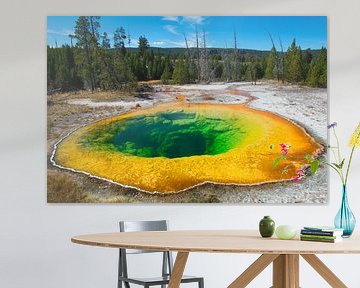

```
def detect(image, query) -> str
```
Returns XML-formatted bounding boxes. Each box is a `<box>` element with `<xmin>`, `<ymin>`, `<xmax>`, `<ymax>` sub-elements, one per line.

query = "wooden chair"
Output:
<box><xmin>118</xmin><ymin>220</ymin><xmax>204</xmax><ymax>288</ymax></box>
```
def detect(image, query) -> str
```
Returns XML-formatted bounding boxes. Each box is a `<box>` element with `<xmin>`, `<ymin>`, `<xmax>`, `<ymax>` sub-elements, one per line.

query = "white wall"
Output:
<box><xmin>1</xmin><ymin>0</ymin><xmax>360</xmax><ymax>287</ymax></box>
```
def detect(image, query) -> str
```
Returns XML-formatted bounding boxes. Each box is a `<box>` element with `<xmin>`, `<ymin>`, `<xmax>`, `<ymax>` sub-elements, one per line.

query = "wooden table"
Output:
<box><xmin>72</xmin><ymin>230</ymin><xmax>360</xmax><ymax>288</ymax></box>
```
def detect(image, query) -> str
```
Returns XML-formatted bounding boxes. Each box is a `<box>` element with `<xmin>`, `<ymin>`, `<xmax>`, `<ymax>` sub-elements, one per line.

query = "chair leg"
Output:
<box><xmin>118</xmin><ymin>250</ymin><xmax>123</xmax><ymax>288</ymax></box>
<box><xmin>161</xmin><ymin>252</ymin><xmax>168</xmax><ymax>288</ymax></box>
<box><xmin>199</xmin><ymin>278</ymin><xmax>204</xmax><ymax>288</ymax></box>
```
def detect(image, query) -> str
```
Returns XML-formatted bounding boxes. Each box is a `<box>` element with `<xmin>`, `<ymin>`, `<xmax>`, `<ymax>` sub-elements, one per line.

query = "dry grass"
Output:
<box><xmin>49</xmin><ymin>90</ymin><xmax>135</xmax><ymax>102</ymax></box>
<box><xmin>47</xmin><ymin>170</ymin><xmax>139</xmax><ymax>203</ymax></box>
<box><xmin>48</xmin><ymin>102</ymin><xmax>93</xmax><ymax>119</ymax></box>
<box><xmin>47</xmin><ymin>91</ymin><xmax>135</xmax><ymax>133</ymax></box>
<box><xmin>47</xmin><ymin>103</ymin><xmax>93</xmax><ymax>132</ymax></box>
<box><xmin>73</xmin><ymin>90</ymin><xmax>135</xmax><ymax>101</ymax></box>
<box><xmin>47</xmin><ymin>170</ymin><xmax>91</xmax><ymax>203</ymax></box>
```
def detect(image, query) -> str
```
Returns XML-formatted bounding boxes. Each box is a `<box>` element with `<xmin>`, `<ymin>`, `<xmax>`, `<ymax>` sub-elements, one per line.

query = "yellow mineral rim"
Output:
<box><xmin>53</xmin><ymin>99</ymin><xmax>322</xmax><ymax>194</ymax></box>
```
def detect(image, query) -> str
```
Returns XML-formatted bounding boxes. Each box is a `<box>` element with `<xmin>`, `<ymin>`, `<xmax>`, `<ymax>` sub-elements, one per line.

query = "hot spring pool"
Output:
<box><xmin>81</xmin><ymin>111</ymin><xmax>247</xmax><ymax>158</ymax></box>
<box><xmin>53</xmin><ymin>102</ymin><xmax>322</xmax><ymax>193</ymax></box>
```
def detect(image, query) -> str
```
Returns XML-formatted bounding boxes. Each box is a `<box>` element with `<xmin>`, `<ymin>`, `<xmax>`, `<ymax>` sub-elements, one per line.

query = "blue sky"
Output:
<box><xmin>47</xmin><ymin>16</ymin><xmax>327</xmax><ymax>50</ymax></box>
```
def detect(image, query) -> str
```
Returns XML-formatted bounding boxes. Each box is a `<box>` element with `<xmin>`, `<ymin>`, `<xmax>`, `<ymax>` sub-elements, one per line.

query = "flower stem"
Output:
<box><xmin>329</xmin><ymin>147</ymin><xmax>339</xmax><ymax>164</ymax></box>
<box><xmin>345</xmin><ymin>145</ymin><xmax>356</xmax><ymax>185</ymax></box>
<box><xmin>345</xmin><ymin>130</ymin><xmax>360</xmax><ymax>185</ymax></box>
<box><xmin>332</xmin><ymin>127</ymin><xmax>346</xmax><ymax>183</ymax></box>
<box><xmin>333</xmin><ymin>127</ymin><xmax>342</xmax><ymax>162</ymax></box>
<box><xmin>326</xmin><ymin>163</ymin><xmax>345</xmax><ymax>184</ymax></box>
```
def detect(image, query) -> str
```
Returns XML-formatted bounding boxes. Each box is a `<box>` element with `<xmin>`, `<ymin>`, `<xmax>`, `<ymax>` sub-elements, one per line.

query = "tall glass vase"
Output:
<box><xmin>334</xmin><ymin>185</ymin><xmax>356</xmax><ymax>237</ymax></box>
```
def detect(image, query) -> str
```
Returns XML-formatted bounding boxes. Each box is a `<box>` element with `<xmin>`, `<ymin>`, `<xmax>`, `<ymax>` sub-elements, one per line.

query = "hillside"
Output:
<box><xmin>125</xmin><ymin>47</ymin><xmax>324</xmax><ymax>58</ymax></box>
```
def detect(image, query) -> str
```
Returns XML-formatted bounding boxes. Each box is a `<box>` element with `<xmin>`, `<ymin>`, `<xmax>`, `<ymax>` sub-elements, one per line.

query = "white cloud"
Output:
<box><xmin>47</xmin><ymin>29</ymin><xmax>74</xmax><ymax>36</ymax></box>
<box><xmin>162</xmin><ymin>16</ymin><xmax>180</xmax><ymax>22</ymax></box>
<box><xmin>183</xmin><ymin>16</ymin><xmax>205</xmax><ymax>25</ymax></box>
<box><xmin>163</xmin><ymin>25</ymin><xmax>179</xmax><ymax>35</ymax></box>
<box><xmin>152</xmin><ymin>40</ymin><xmax>186</xmax><ymax>48</ymax></box>
<box><xmin>152</xmin><ymin>41</ymin><xmax>165</xmax><ymax>46</ymax></box>
<box><xmin>163</xmin><ymin>16</ymin><xmax>206</xmax><ymax>26</ymax></box>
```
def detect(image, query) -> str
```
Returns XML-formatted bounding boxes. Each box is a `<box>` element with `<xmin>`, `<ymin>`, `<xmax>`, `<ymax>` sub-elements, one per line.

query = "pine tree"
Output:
<box><xmin>98</xmin><ymin>32</ymin><xmax>118</xmax><ymax>89</ymax></box>
<box><xmin>302</xmin><ymin>49</ymin><xmax>313</xmax><ymax>80</ymax></box>
<box><xmin>161</xmin><ymin>62</ymin><xmax>171</xmax><ymax>84</ymax></box>
<box><xmin>47</xmin><ymin>46</ymin><xmax>83</xmax><ymax>92</ymax></box>
<box><xmin>209</xmin><ymin>54</ymin><xmax>223</xmax><ymax>80</ymax></box>
<box><xmin>114</xmin><ymin>27</ymin><xmax>127</xmax><ymax>58</ymax></box>
<box><xmin>138</xmin><ymin>36</ymin><xmax>149</xmax><ymax>57</ymax></box>
<box><xmin>151</xmin><ymin>53</ymin><xmax>164</xmax><ymax>80</ymax></box>
<box><xmin>47</xmin><ymin>46</ymin><xmax>56</xmax><ymax>90</ymax></box>
<box><xmin>173</xmin><ymin>56</ymin><xmax>190</xmax><ymax>84</ymax></box>
<box><xmin>265</xmin><ymin>46</ymin><xmax>277</xmax><ymax>79</ymax></box>
<box><xmin>245</xmin><ymin>58</ymin><xmax>263</xmax><ymax>85</ymax></box>
<box><xmin>60</xmin><ymin>45</ymin><xmax>83</xmax><ymax>90</ymax></box>
<box><xmin>147</xmin><ymin>50</ymin><xmax>155</xmax><ymax>79</ymax></box>
<box><xmin>307</xmin><ymin>47</ymin><xmax>327</xmax><ymax>87</ymax></box>
<box><xmin>74</xmin><ymin>16</ymin><xmax>101</xmax><ymax>91</ymax></box>
<box><xmin>284</xmin><ymin>39</ymin><xmax>305</xmax><ymax>83</ymax></box>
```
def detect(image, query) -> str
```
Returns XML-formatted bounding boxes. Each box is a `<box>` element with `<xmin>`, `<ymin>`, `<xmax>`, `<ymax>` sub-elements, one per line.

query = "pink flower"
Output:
<box><xmin>280</xmin><ymin>143</ymin><xmax>289</xmax><ymax>155</ymax></box>
<box><xmin>297</xmin><ymin>169</ymin><xmax>305</xmax><ymax>176</ymax></box>
<box><xmin>293</xmin><ymin>169</ymin><xmax>305</xmax><ymax>182</ymax></box>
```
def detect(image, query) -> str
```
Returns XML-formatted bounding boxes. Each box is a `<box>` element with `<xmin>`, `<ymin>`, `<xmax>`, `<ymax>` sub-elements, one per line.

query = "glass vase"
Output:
<box><xmin>334</xmin><ymin>185</ymin><xmax>356</xmax><ymax>237</ymax></box>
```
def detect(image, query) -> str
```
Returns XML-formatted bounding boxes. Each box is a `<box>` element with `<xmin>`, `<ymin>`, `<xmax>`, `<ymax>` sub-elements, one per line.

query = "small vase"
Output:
<box><xmin>259</xmin><ymin>216</ymin><xmax>275</xmax><ymax>238</ymax></box>
<box><xmin>334</xmin><ymin>185</ymin><xmax>356</xmax><ymax>237</ymax></box>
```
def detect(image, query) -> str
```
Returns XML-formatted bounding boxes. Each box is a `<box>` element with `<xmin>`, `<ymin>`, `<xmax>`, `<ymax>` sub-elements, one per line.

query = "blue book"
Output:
<box><xmin>302</xmin><ymin>226</ymin><xmax>343</xmax><ymax>237</ymax></box>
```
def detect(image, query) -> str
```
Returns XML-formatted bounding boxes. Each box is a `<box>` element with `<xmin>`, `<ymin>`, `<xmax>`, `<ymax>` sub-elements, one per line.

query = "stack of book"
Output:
<box><xmin>300</xmin><ymin>226</ymin><xmax>344</xmax><ymax>243</ymax></box>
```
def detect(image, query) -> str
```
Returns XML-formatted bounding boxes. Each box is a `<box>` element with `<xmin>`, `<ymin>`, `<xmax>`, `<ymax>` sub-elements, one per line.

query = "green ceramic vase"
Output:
<box><xmin>259</xmin><ymin>216</ymin><xmax>275</xmax><ymax>238</ymax></box>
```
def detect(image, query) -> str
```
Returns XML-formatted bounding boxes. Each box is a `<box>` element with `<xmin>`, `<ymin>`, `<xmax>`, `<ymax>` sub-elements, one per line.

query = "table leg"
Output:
<box><xmin>168</xmin><ymin>252</ymin><xmax>189</xmax><ymax>288</ymax></box>
<box><xmin>301</xmin><ymin>254</ymin><xmax>347</xmax><ymax>288</ymax></box>
<box><xmin>272</xmin><ymin>254</ymin><xmax>299</xmax><ymax>288</ymax></box>
<box><xmin>228</xmin><ymin>254</ymin><xmax>279</xmax><ymax>288</ymax></box>
<box><xmin>228</xmin><ymin>253</ymin><xmax>348</xmax><ymax>288</ymax></box>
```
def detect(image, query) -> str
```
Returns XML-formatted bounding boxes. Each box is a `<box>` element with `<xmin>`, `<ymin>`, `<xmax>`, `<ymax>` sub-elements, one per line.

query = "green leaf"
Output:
<box><xmin>311</xmin><ymin>160</ymin><xmax>320</xmax><ymax>175</ymax></box>
<box><xmin>305</xmin><ymin>154</ymin><xmax>312</xmax><ymax>162</ymax></box>
<box><xmin>339</xmin><ymin>158</ymin><xmax>345</xmax><ymax>169</ymax></box>
<box><xmin>272</xmin><ymin>157</ymin><xmax>282</xmax><ymax>169</ymax></box>
<box><xmin>332</xmin><ymin>162</ymin><xmax>341</xmax><ymax>169</ymax></box>
<box><xmin>327</xmin><ymin>163</ymin><xmax>341</xmax><ymax>173</ymax></box>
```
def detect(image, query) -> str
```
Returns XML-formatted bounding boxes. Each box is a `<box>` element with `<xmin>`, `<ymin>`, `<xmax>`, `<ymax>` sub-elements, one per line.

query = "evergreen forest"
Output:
<box><xmin>47</xmin><ymin>16</ymin><xmax>327</xmax><ymax>93</ymax></box>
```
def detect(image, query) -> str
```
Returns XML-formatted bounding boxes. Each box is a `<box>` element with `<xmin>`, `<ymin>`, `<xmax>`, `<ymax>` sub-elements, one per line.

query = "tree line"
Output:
<box><xmin>47</xmin><ymin>16</ymin><xmax>327</xmax><ymax>93</ymax></box>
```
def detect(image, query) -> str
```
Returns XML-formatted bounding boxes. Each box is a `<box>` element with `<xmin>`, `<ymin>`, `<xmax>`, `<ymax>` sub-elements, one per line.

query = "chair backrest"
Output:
<box><xmin>120</xmin><ymin>220</ymin><xmax>168</xmax><ymax>232</ymax></box>
<box><xmin>119</xmin><ymin>220</ymin><xmax>169</xmax><ymax>254</ymax></box>
<box><xmin>118</xmin><ymin>220</ymin><xmax>174</xmax><ymax>282</ymax></box>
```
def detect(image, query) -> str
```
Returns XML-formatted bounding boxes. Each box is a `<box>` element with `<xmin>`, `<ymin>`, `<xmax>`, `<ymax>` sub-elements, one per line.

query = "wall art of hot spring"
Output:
<box><xmin>47</xmin><ymin>15</ymin><xmax>327</xmax><ymax>203</ymax></box>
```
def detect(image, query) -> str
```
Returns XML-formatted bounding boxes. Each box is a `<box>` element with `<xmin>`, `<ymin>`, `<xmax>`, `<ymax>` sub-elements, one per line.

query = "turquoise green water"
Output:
<box><xmin>81</xmin><ymin>110</ymin><xmax>246</xmax><ymax>158</ymax></box>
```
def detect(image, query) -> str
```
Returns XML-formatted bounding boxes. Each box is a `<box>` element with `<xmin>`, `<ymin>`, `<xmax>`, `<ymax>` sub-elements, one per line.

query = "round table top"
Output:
<box><xmin>71</xmin><ymin>230</ymin><xmax>360</xmax><ymax>254</ymax></box>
